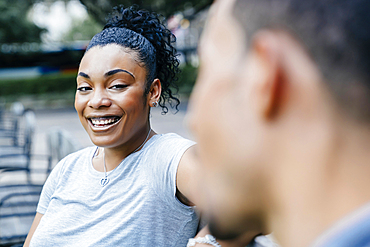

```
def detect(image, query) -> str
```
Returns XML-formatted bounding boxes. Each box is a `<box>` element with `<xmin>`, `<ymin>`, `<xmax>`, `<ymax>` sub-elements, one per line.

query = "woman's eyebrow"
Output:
<box><xmin>78</xmin><ymin>72</ymin><xmax>90</xmax><ymax>79</ymax></box>
<box><xmin>105</xmin><ymin>69</ymin><xmax>135</xmax><ymax>79</ymax></box>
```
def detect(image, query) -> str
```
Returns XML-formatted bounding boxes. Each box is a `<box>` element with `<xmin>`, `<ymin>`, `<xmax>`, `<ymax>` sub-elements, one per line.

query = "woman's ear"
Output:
<box><xmin>148</xmin><ymin>78</ymin><xmax>162</xmax><ymax>107</ymax></box>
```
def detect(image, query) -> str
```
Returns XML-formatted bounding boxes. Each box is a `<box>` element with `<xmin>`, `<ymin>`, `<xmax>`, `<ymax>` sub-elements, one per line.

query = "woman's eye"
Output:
<box><xmin>110</xmin><ymin>84</ymin><xmax>128</xmax><ymax>90</ymax></box>
<box><xmin>77</xmin><ymin>86</ymin><xmax>92</xmax><ymax>92</ymax></box>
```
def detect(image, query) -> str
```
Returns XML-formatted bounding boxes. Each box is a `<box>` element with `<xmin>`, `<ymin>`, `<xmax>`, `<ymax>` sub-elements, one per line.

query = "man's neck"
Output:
<box><xmin>271</xmin><ymin>120</ymin><xmax>370</xmax><ymax>247</ymax></box>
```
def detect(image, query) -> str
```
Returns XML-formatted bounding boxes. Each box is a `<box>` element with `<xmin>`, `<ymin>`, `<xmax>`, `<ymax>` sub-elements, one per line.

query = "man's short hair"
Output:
<box><xmin>233</xmin><ymin>0</ymin><xmax>370</xmax><ymax>121</ymax></box>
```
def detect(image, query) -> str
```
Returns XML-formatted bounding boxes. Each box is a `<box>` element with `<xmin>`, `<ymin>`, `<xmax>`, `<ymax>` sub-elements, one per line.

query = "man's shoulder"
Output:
<box><xmin>311</xmin><ymin>202</ymin><xmax>370</xmax><ymax>247</ymax></box>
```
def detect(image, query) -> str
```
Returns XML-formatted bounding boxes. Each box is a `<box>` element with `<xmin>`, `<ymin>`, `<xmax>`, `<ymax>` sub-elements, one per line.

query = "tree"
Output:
<box><xmin>78</xmin><ymin>0</ymin><xmax>212</xmax><ymax>25</ymax></box>
<box><xmin>62</xmin><ymin>16</ymin><xmax>103</xmax><ymax>42</ymax></box>
<box><xmin>0</xmin><ymin>0</ymin><xmax>211</xmax><ymax>43</ymax></box>
<box><xmin>0</xmin><ymin>0</ymin><xmax>45</xmax><ymax>43</ymax></box>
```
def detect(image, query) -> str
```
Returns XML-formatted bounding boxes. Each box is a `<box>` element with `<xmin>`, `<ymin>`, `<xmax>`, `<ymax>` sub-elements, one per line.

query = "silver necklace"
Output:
<box><xmin>100</xmin><ymin>129</ymin><xmax>152</xmax><ymax>187</ymax></box>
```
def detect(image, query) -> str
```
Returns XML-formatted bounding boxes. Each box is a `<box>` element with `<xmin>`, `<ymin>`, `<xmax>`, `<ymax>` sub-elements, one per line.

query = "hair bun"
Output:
<box><xmin>102</xmin><ymin>5</ymin><xmax>180</xmax><ymax>114</ymax></box>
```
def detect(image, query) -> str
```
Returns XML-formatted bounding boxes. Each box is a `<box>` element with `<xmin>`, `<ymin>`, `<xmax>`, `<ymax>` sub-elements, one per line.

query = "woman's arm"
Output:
<box><xmin>176</xmin><ymin>146</ymin><xmax>200</xmax><ymax>207</ymax></box>
<box><xmin>23</xmin><ymin>212</ymin><xmax>43</xmax><ymax>247</ymax></box>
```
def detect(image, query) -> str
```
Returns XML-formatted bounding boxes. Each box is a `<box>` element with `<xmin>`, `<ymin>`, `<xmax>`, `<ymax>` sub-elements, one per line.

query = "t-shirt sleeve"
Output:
<box><xmin>147</xmin><ymin>134</ymin><xmax>195</xmax><ymax>210</ymax></box>
<box><xmin>36</xmin><ymin>158</ymin><xmax>65</xmax><ymax>215</ymax></box>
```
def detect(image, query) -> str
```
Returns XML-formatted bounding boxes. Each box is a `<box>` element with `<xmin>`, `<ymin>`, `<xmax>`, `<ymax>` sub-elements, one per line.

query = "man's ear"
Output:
<box><xmin>148</xmin><ymin>78</ymin><xmax>162</xmax><ymax>107</ymax></box>
<box><xmin>246</xmin><ymin>29</ymin><xmax>325</xmax><ymax>122</ymax></box>
<box><xmin>247</xmin><ymin>30</ymin><xmax>285</xmax><ymax>119</ymax></box>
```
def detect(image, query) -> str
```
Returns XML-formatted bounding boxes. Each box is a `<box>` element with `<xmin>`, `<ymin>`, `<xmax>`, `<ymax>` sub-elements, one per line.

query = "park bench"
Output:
<box><xmin>0</xmin><ymin>183</ymin><xmax>42</xmax><ymax>246</ymax></box>
<box><xmin>0</xmin><ymin>103</ymin><xmax>45</xmax><ymax>246</ymax></box>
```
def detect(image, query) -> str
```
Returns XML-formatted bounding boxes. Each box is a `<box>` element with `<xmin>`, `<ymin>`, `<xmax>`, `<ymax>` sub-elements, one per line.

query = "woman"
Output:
<box><xmin>24</xmin><ymin>5</ymin><xmax>269</xmax><ymax>247</ymax></box>
<box><xmin>24</xmin><ymin>6</ymin><xmax>200</xmax><ymax>246</ymax></box>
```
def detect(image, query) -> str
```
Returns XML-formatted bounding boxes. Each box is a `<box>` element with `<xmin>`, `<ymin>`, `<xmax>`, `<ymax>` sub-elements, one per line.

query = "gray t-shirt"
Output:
<box><xmin>31</xmin><ymin>133</ymin><xmax>198</xmax><ymax>246</ymax></box>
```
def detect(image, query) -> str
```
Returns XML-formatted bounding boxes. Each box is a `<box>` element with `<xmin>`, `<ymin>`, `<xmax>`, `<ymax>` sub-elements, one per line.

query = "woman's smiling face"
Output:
<box><xmin>75</xmin><ymin>44</ymin><xmax>150</xmax><ymax>149</ymax></box>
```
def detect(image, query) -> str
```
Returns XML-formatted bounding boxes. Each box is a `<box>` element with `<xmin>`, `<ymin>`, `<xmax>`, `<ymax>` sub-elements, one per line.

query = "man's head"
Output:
<box><xmin>188</xmin><ymin>0</ymin><xmax>370</xmax><ymax>244</ymax></box>
<box><xmin>232</xmin><ymin>0</ymin><xmax>370</xmax><ymax>120</ymax></box>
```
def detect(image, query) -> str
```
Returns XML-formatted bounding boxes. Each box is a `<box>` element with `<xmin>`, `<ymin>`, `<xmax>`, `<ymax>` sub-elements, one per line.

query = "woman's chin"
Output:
<box><xmin>88</xmin><ymin>136</ymin><xmax>119</xmax><ymax>148</ymax></box>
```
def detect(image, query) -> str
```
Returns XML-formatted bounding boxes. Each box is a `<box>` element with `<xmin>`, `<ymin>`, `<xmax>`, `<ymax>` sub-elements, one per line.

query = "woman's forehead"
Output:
<box><xmin>84</xmin><ymin>44</ymin><xmax>137</xmax><ymax>59</ymax></box>
<box><xmin>79</xmin><ymin>45</ymin><xmax>146</xmax><ymax>79</ymax></box>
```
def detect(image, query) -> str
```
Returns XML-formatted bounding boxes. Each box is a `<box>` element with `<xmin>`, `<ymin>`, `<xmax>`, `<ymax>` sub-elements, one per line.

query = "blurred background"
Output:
<box><xmin>0</xmin><ymin>0</ymin><xmax>210</xmax><ymax>245</ymax></box>
<box><xmin>0</xmin><ymin>0</ymin><xmax>210</xmax><ymax>107</ymax></box>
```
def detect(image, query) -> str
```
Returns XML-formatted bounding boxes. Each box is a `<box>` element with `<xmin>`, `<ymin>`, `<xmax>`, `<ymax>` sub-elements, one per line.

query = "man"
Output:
<box><xmin>187</xmin><ymin>0</ymin><xmax>370</xmax><ymax>246</ymax></box>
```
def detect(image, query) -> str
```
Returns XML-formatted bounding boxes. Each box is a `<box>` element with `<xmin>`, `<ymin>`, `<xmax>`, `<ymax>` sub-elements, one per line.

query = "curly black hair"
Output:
<box><xmin>86</xmin><ymin>5</ymin><xmax>180</xmax><ymax>114</ymax></box>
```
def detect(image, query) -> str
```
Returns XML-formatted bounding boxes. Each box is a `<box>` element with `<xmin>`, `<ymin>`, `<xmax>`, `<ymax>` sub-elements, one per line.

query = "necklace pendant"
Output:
<box><xmin>100</xmin><ymin>177</ymin><xmax>109</xmax><ymax>187</ymax></box>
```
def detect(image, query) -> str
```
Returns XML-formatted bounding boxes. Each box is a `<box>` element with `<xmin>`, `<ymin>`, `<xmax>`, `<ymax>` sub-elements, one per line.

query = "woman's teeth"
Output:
<box><xmin>90</xmin><ymin>117</ymin><xmax>119</xmax><ymax>126</ymax></box>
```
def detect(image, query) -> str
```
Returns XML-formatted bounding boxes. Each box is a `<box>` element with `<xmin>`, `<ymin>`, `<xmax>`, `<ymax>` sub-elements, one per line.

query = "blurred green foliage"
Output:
<box><xmin>0</xmin><ymin>0</ymin><xmax>45</xmax><ymax>43</ymax></box>
<box><xmin>177</xmin><ymin>63</ymin><xmax>198</xmax><ymax>95</ymax></box>
<box><xmin>79</xmin><ymin>0</ymin><xmax>212</xmax><ymax>25</ymax></box>
<box><xmin>0</xmin><ymin>0</ymin><xmax>211</xmax><ymax>44</ymax></box>
<box><xmin>0</xmin><ymin>74</ymin><xmax>77</xmax><ymax>97</ymax></box>
<box><xmin>62</xmin><ymin>16</ymin><xmax>103</xmax><ymax>42</ymax></box>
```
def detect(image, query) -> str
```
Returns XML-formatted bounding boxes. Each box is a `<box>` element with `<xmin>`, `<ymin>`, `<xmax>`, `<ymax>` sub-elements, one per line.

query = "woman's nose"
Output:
<box><xmin>88</xmin><ymin>89</ymin><xmax>112</xmax><ymax>108</ymax></box>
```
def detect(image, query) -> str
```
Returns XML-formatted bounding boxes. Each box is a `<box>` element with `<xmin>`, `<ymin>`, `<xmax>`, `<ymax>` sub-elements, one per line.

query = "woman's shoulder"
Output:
<box><xmin>153</xmin><ymin>133</ymin><xmax>194</xmax><ymax>143</ymax></box>
<box><xmin>45</xmin><ymin>146</ymin><xmax>97</xmax><ymax>187</ymax></box>
<box><xmin>143</xmin><ymin>133</ymin><xmax>195</xmax><ymax>157</ymax></box>
<box><xmin>52</xmin><ymin>146</ymin><xmax>96</xmax><ymax>171</ymax></box>
<box><xmin>62</xmin><ymin>146</ymin><xmax>97</xmax><ymax>161</ymax></box>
